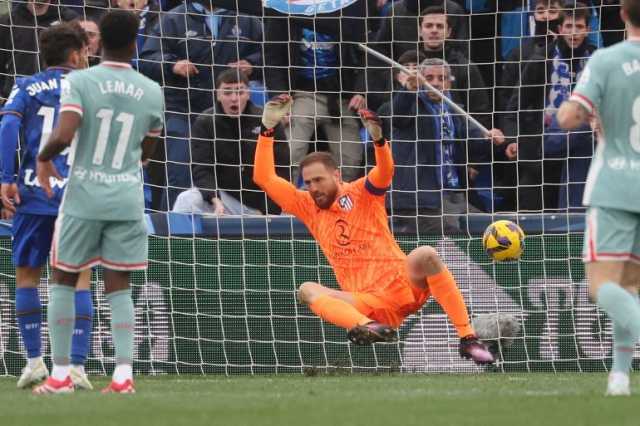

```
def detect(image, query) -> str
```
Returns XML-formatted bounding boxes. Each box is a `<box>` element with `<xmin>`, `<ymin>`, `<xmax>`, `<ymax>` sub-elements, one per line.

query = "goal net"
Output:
<box><xmin>0</xmin><ymin>0</ymin><xmax>632</xmax><ymax>375</ymax></box>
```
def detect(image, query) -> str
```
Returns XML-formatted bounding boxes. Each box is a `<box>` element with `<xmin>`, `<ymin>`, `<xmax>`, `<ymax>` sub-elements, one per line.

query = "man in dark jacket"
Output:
<box><xmin>173</xmin><ymin>70</ymin><xmax>290</xmax><ymax>215</ymax></box>
<box><xmin>0</xmin><ymin>0</ymin><xmax>77</xmax><ymax>103</ymax></box>
<box><xmin>369</xmin><ymin>5</ymin><xmax>490</xmax><ymax>126</ymax></box>
<box><xmin>138</xmin><ymin>0</ymin><xmax>263</xmax><ymax>209</ymax></box>
<box><xmin>383</xmin><ymin>58</ymin><xmax>507</xmax><ymax>235</ymax></box>
<box><xmin>514</xmin><ymin>4</ymin><xmax>596</xmax><ymax>211</ymax></box>
<box><xmin>113</xmin><ymin>0</ymin><xmax>161</xmax><ymax>69</ymax></box>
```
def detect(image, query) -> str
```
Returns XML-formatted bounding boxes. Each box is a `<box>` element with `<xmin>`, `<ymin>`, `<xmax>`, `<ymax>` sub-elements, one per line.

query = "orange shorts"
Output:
<box><xmin>351</xmin><ymin>274</ymin><xmax>432</xmax><ymax>329</ymax></box>
<box><xmin>350</xmin><ymin>268</ymin><xmax>455</xmax><ymax>328</ymax></box>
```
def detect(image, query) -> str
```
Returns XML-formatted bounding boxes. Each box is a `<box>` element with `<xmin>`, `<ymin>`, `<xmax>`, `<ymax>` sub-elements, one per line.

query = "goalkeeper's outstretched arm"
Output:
<box><xmin>359</xmin><ymin>109</ymin><xmax>394</xmax><ymax>190</ymax></box>
<box><xmin>253</xmin><ymin>95</ymin><xmax>300</xmax><ymax>211</ymax></box>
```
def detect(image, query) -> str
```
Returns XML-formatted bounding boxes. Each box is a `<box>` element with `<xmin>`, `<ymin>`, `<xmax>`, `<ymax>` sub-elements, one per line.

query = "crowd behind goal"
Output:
<box><xmin>0</xmin><ymin>0</ymin><xmax>628</xmax><ymax>234</ymax></box>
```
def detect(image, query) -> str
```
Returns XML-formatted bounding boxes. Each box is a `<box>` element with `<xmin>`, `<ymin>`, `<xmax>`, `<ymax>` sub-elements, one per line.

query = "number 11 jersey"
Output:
<box><xmin>570</xmin><ymin>40</ymin><xmax>640</xmax><ymax>212</ymax></box>
<box><xmin>59</xmin><ymin>61</ymin><xmax>163</xmax><ymax>221</ymax></box>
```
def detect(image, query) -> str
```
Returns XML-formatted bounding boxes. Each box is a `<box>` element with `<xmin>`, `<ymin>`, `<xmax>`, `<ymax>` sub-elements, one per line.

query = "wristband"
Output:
<box><xmin>260</xmin><ymin>125</ymin><xmax>275</xmax><ymax>137</ymax></box>
<box><xmin>373</xmin><ymin>137</ymin><xmax>386</xmax><ymax>147</ymax></box>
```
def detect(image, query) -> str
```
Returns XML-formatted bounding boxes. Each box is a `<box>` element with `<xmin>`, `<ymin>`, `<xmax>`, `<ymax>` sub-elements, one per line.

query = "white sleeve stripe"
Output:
<box><xmin>569</xmin><ymin>94</ymin><xmax>593</xmax><ymax>114</ymax></box>
<box><xmin>59</xmin><ymin>105</ymin><xmax>83</xmax><ymax>116</ymax></box>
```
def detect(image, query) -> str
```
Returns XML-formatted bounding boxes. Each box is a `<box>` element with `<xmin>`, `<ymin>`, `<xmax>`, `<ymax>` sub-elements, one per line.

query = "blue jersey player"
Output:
<box><xmin>0</xmin><ymin>23</ymin><xmax>94</xmax><ymax>390</ymax></box>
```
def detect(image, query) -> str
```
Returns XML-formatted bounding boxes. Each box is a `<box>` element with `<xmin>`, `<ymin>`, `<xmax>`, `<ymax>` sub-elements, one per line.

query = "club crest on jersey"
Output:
<box><xmin>263</xmin><ymin>0</ymin><xmax>358</xmax><ymax>15</ymax></box>
<box><xmin>338</xmin><ymin>195</ymin><xmax>353</xmax><ymax>211</ymax></box>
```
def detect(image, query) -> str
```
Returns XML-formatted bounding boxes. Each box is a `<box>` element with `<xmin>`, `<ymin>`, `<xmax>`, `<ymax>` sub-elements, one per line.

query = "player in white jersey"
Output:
<box><xmin>33</xmin><ymin>10</ymin><xmax>163</xmax><ymax>395</ymax></box>
<box><xmin>558</xmin><ymin>0</ymin><xmax>640</xmax><ymax>396</ymax></box>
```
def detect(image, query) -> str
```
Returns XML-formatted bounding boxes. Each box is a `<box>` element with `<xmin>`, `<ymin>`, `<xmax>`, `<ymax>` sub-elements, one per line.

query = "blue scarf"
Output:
<box><xmin>136</xmin><ymin>5</ymin><xmax>151</xmax><ymax>55</ymax></box>
<box><xmin>419</xmin><ymin>93</ymin><xmax>460</xmax><ymax>189</ymax></box>
<box><xmin>546</xmin><ymin>45</ymin><xmax>588</xmax><ymax>120</ymax></box>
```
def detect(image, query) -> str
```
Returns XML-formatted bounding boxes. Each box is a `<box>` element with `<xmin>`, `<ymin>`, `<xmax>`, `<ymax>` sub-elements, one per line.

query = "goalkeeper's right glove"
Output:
<box><xmin>261</xmin><ymin>94</ymin><xmax>293</xmax><ymax>130</ymax></box>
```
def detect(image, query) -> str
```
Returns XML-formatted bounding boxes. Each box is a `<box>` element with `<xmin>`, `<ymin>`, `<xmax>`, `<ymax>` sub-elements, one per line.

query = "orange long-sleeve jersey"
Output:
<box><xmin>254</xmin><ymin>135</ymin><xmax>410</xmax><ymax>297</ymax></box>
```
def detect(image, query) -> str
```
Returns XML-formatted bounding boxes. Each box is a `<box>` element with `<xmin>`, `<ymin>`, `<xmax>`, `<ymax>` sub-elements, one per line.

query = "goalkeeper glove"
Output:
<box><xmin>358</xmin><ymin>109</ymin><xmax>384</xmax><ymax>146</ymax></box>
<box><xmin>261</xmin><ymin>94</ymin><xmax>293</xmax><ymax>130</ymax></box>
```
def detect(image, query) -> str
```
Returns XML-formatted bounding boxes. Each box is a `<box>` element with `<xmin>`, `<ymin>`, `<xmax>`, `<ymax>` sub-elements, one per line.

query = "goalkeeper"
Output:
<box><xmin>254</xmin><ymin>95</ymin><xmax>494</xmax><ymax>364</ymax></box>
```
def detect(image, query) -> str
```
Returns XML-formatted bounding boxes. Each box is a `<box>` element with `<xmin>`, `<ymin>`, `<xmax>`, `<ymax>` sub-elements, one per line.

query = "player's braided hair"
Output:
<box><xmin>39</xmin><ymin>22</ymin><xmax>88</xmax><ymax>67</ymax></box>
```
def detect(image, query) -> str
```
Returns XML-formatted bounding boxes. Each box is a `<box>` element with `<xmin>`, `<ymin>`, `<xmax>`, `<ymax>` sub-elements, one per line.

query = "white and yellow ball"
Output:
<box><xmin>482</xmin><ymin>220</ymin><xmax>525</xmax><ymax>261</ymax></box>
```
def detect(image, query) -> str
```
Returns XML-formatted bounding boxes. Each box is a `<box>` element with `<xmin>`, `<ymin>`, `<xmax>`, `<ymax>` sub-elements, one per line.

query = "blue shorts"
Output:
<box><xmin>12</xmin><ymin>213</ymin><xmax>56</xmax><ymax>268</ymax></box>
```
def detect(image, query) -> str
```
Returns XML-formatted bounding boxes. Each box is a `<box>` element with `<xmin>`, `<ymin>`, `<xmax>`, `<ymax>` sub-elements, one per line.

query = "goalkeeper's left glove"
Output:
<box><xmin>261</xmin><ymin>94</ymin><xmax>292</xmax><ymax>130</ymax></box>
<box><xmin>358</xmin><ymin>109</ymin><xmax>384</xmax><ymax>146</ymax></box>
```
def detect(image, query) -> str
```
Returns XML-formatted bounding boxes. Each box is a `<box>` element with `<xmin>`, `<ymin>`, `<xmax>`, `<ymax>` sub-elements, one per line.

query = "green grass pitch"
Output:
<box><xmin>1</xmin><ymin>373</ymin><xmax>638</xmax><ymax>426</ymax></box>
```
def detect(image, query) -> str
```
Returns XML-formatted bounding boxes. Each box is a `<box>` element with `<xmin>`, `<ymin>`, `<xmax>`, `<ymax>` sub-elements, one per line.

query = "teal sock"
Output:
<box><xmin>612</xmin><ymin>293</ymin><xmax>640</xmax><ymax>373</ymax></box>
<box><xmin>107</xmin><ymin>289</ymin><xmax>135</xmax><ymax>365</ymax></box>
<box><xmin>47</xmin><ymin>285</ymin><xmax>76</xmax><ymax>366</ymax></box>
<box><xmin>612</xmin><ymin>321</ymin><xmax>635</xmax><ymax>373</ymax></box>
<box><xmin>597</xmin><ymin>282</ymin><xmax>640</xmax><ymax>373</ymax></box>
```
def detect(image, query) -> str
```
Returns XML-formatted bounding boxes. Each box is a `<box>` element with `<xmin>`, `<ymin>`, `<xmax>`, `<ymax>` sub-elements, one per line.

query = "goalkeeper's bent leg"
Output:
<box><xmin>299</xmin><ymin>282</ymin><xmax>372</xmax><ymax>329</ymax></box>
<box><xmin>408</xmin><ymin>246</ymin><xmax>474</xmax><ymax>338</ymax></box>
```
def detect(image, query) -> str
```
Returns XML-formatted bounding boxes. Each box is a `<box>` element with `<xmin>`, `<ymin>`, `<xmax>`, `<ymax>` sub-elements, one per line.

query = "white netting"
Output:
<box><xmin>0</xmin><ymin>0</ymin><xmax>633</xmax><ymax>375</ymax></box>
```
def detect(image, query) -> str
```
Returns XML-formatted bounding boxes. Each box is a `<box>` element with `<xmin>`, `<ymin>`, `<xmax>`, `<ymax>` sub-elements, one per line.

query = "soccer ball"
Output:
<box><xmin>482</xmin><ymin>220</ymin><xmax>525</xmax><ymax>261</ymax></box>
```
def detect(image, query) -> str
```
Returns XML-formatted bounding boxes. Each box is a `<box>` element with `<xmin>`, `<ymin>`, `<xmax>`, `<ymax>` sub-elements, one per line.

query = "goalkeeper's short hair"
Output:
<box><xmin>300</xmin><ymin>151</ymin><xmax>338</xmax><ymax>173</ymax></box>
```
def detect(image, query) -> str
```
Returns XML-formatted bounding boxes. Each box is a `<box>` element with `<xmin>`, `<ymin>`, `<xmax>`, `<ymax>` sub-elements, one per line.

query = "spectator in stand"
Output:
<box><xmin>515</xmin><ymin>3</ymin><xmax>596</xmax><ymax>211</ymax></box>
<box><xmin>542</xmin><ymin>5</ymin><xmax>596</xmax><ymax>211</ymax></box>
<box><xmin>138</xmin><ymin>1</ymin><xmax>263</xmax><ymax>209</ymax></box>
<box><xmin>415</xmin><ymin>6</ymin><xmax>491</xmax><ymax>127</ymax></box>
<box><xmin>264</xmin><ymin>17</ymin><xmax>366</xmax><ymax>185</ymax></box>
<box><xmin>385</xmin><ymin>58</ymin><xmax>508</xmax><ymax>235</ymax></box>
<box><xmin>173</xmin><ymin>70</ymin><xmax>289</xmax><ymax>215</ymax></box>
<box><xmin>0</xmin><ymin>0</ymin><xmax>77</xmax><ymax>103</ymax></box>
<box><xmin>499</xmin><ymin>0</ymin><xmax>601</xmax><ymax>61</ymax></box>
<box><xmin>376</xmin><ymin>50</ymin><xmax>427</xmax><ymax>137</ymax></box>
<box><xmin>375</xmin><ymin>0</ymin><xmax>469</xmax><ymax>50</ymax></box>
<box><xmin>499</xmin><ymin>0</ymin><xmax>562</xmax><ymax>131</ymax></box>
<box><xmin>113</xmin><ymin>0</ymin><xmax>160</xmax><ymax>69</ymax></box>
<box><xmin>367</xmin><ymin>1</ymin><xmax>470</xmax><ymax>112</ymax></box>
<box><xmin>77</xmin><ymin>19</ymin><xmax>101</xmax><ymax>66</ymax></box>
